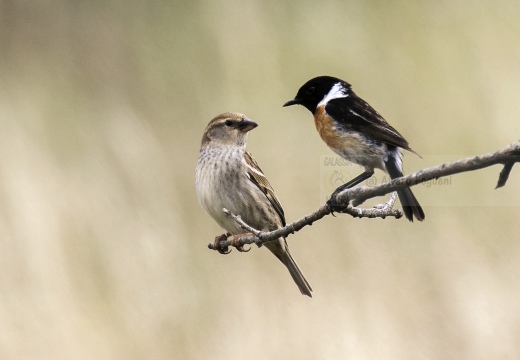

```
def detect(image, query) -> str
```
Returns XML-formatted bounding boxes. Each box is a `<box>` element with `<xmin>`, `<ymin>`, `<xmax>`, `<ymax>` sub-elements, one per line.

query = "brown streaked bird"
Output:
<box><xmin>195</xmin><ymin>112</ymin><xmax>312</xmax><ymax>297</ymax></box>
<box><xmin>284</xmin><ymin>76</ymin><xmax>425</xmax><ymax>222</ymax></box>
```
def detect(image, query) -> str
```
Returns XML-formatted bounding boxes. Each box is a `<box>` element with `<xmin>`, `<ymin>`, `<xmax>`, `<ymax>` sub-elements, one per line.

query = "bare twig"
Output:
<box><xmin>208</xmin><ymin>192</ymin><xmax>404</xmax><ymax>251</ymax></box>
<box><xmin>333</xmin><ymin>191</ymin><xmax>403</xmax><ymax>219</ymax></box>
<box><xmin>208</xmin><ymin>141</ymin><xmax>520</xmax><ymax>252</ymax></box>
<box><xmin>221</xmin><ymin>209</ymin><xmax>262</xmax><ymax>236</ymax></box>
<box><xmin>208</xmin><ymin>205</ymin><xmax>331</xmax><ymax>251</ymax></box>
<box><xmin>336</xmin><ymin>141</ymin><xmax>519</xmax><ymax>206</ymax></box>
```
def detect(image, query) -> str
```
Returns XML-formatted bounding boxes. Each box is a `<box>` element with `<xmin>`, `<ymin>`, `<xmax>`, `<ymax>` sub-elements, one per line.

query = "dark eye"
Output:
<box><xmin>225</xmin><ymin>120</ymin><xmax>233</xmax><ymax>126</ymax></box>
<box><xmin>306</xmin><ymin>86</ymin><xmax>315</xmax><ymax>95</ymax></box>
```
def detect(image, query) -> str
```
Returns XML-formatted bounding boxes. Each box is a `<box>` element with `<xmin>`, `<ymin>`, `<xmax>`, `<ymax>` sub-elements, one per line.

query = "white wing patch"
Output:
<box><xmin>318</xmin><ymin>82</ymin><xmax>348</xmax><ymax>107</ymax></box>
<box><xmin>349</xmin><ymin>109</ymin><xmax>362</xmax><ymax>118</ymax></box>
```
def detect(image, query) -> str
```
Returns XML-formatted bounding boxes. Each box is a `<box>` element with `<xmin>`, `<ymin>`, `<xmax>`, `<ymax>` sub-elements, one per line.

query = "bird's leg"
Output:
<box><xmin>214</xmin><ymin>233</ymin><xmax>232</xmax><ymax>254</ymax></box>
<box><xmin>230</xmin><ymin>233</ymin><xmax>252</xmax><ymax>252</ymax></box>
<box><xmin>327</xmin><ymin>170</ymin><xmax>374</xmax><ymax>210</ymax></box>
<box><xmin>334</xmin><ymin>170</ymin><xmax>375</xmax><ymax>194</ymax></box>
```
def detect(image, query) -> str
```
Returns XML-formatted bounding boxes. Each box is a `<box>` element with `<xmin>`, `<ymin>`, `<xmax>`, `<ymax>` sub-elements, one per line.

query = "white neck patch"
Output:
<box><xmin>318</xmin><ymin>82</ymin><xmax>348</xmax><ymax>107</ymax></box>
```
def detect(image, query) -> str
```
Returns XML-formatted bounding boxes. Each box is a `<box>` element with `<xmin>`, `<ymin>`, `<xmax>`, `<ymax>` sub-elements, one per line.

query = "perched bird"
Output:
<box><xmin>195</xmin><ymin>112</ymin><xmax>313</xmax><ymax>297</ymax></box>
<box><xmin>284</xmin><ymin>76</ymin><xmax>425</xmax><ymax>222</ymax></box>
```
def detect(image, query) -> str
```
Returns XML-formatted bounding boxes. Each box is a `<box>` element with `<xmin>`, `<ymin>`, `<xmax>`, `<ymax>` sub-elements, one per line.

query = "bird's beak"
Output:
<box><xmin>283</xmin><ymin>98</ymin><xmax>300</xmax><ymax>107</ymax></box>
<box><xmin>237</xmin><ymin>117</ymin><xmax>258</xmax><ymax>132</ymax></box>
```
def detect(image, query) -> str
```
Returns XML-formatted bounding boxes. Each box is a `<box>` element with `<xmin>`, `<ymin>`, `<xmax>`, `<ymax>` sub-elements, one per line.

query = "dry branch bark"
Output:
<box><xmin>208</xmin><ymin>141</ymin><xmax>520</xmax><ymax>252</ymax></box>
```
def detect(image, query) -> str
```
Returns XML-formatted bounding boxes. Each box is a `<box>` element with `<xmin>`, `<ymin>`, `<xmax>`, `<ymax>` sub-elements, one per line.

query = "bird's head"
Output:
<box><xmin>284</xmin><ymin>76</ymin><xmax>351</xmax><ymax>114</ymax></box>
<box><xmin>201</xmin><ymin>112</ymin><xmax>258</xmax><ymax>147</ymax></box>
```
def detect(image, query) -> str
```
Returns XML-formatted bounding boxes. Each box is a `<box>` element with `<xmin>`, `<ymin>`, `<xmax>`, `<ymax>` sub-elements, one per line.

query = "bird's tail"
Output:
<box><xmin>385</xmin><ymin>154</ymin><xmax>425</xmax><ymax>222</ymax></box>
<box><xmin>265</xmin><ymin>240</ymin><xmax>313</xmax><ymax>297</ymax></box>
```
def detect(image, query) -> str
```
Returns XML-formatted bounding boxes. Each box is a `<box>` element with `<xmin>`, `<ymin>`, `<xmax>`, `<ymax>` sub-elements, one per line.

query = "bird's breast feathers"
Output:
<box><xmin>314</xmin><ymin>105</ymin><xmax>387</xmax><ymax>169</ymax></box>
<box><xmin>196</xmin><ymin>146</ymin><xmax>279</xmax><ymax>233</ymax></box>
<box><xmin>196</xmin><ymin>147</ymin><xmax>243</xmax><ymax>230</ymax></box>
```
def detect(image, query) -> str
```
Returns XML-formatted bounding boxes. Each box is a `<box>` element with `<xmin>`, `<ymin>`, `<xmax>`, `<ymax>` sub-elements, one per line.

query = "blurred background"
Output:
<box><xmin>1</xmin><ymin>0</ymin><xmax>519</xmax><ymax>359</ymax></box>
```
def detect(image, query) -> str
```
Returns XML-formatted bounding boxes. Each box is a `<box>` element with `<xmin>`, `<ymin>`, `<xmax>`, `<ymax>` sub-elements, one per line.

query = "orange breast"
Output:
<box><xmin>314</xmin><ymin>106</ymin><xmax>336</xmax><ymax>146</ymax></box>
<box><xmin>314</xmin><ymin>105</ymin><xmax>372</xmax><ymax>152</ymax></box>
<box><xmin>314</xmin><ymin>105</ymin><xmax>351</xmax><ymax>149</ymax></box>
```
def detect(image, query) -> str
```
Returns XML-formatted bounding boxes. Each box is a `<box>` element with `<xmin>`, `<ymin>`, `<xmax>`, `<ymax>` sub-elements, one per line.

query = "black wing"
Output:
<box><xmin>325</xmin><ymin>94</ymin><xmax>419</xmax><ymax>156</ymax></box>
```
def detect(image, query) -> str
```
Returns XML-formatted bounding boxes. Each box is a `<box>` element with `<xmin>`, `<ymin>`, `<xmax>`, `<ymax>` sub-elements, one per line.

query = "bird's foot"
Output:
<box><xmin>326</xmin><ymin>193</ymin><xmax>350</xmax><ymax>214</ymax></box>
<box><xmin>230</xmin><ymin>233</ymin><xmax>251</xmax><ymax>252</ymax></box>
<box><xmin>231</xmin><ymin>233</ymin><xmax>251</xmax><ymax>252</ymax></box>
<box><xmin>213</xmin><ymin>233</ymin><xmax>231</xmax><ymax>254</ymax></box>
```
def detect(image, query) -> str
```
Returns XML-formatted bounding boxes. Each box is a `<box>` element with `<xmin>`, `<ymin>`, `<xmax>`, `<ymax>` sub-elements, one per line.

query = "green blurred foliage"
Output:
<box><xmin>0</xmin><ymin>1</ymin><xmax>519</xmax><ymax>359</ymax></box>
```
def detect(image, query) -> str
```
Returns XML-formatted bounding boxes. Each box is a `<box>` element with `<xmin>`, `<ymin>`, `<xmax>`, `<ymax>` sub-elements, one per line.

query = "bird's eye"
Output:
<box><xmin>306</xmin><ymin>87</ymin><xmax>315</xmax><ymax>95</ymax></box>
<box><xmin>225</xmin><ymin>120</ymin><xmax>233</xmax><ymax>126</ymax></box>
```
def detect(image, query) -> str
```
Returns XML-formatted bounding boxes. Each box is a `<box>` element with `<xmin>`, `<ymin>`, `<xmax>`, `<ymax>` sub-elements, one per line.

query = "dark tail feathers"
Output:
<box><xmin>385</xmin><ymin>155</ymin><xmax>425</xmax><ymax>222</ymax></box>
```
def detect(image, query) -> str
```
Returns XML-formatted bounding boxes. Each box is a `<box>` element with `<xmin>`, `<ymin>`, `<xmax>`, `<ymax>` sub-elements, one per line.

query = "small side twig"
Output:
<box><xmin>496</xmin><ymin>162</ymin><xmax>514</xmax><ymax>189</ymax></box>
<box><xmin>222</xmin><ymin>208</ymin><xmax>262</xmax><ymax>236</ymax></box>
<box><xmin>344</xmin><ymin>191</ymin><xmax>403</xmax><ymax>219</ymax></box>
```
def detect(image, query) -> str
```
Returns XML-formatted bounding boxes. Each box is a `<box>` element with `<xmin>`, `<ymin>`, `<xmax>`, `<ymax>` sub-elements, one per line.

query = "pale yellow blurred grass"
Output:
<box><xmin>0</xmin><ymin>1</ymin><xmax>520</xmax><ymax>359</ymax></box>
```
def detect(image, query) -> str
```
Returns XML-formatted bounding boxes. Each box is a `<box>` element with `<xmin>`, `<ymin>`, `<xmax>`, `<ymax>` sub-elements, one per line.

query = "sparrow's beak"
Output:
<box><xmin>237</xmin><ymin>117</ymin><xmax>258</xmax><ymax>132</ymax></box>
<box><xmin>283</xmin><ymin>98</ymin><xmax>300</xmax><ymax>107</ymax></box>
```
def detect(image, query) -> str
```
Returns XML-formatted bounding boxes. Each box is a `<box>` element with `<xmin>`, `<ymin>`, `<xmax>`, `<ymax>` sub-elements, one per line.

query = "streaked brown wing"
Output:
<box><xmin>244</xmin><ymin>151</ymin><xmax>286</xmax><ymax>226</ymax></box>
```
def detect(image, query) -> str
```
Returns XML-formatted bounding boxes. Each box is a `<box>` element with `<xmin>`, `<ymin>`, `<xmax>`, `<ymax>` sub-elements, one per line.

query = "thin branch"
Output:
<box><xmin>208</xmin><ymin>205</ymin><xmax>331</xmax><ymax>251</ymax></box>
<box><xmin>208</xmin><ymin>192</ymin><xmax>403</xmax><ymax>251</ymax></box>
<box><xmin>208</xmin><ymin>141</ymin><xmax>520</xmax><ymax>252</ymax></box>
<box><xmin>337</xmin><ymin>141</ymin><xmax>520</xmax><ymax>206</ymax></box>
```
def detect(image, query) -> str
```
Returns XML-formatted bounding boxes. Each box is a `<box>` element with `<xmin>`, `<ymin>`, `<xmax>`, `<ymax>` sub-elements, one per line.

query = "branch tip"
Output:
<box><xmin>496</xmin><ymin>162</ymin><xmax>514</xmax><ymax>189</ymax></box>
